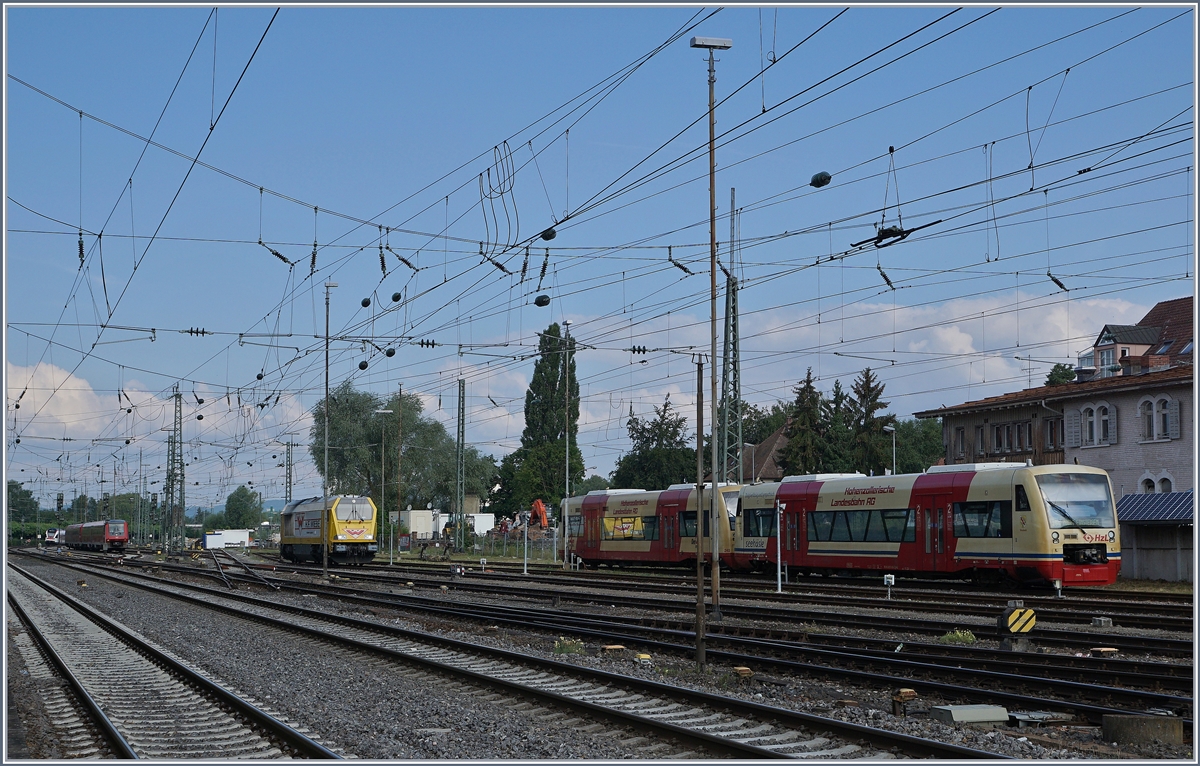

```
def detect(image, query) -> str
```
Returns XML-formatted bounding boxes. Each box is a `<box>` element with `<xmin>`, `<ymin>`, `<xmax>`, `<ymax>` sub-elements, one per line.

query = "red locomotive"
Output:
<box><xmin>64</xmin><ymin>519</ymin><xmax>129</xmax><ymax>552</ymax></box>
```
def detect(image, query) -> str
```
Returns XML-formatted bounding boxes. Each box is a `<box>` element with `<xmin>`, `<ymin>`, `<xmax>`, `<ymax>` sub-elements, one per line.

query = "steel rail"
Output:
<box><xmin>7</xmin><ymin>563</ymin><xmax>342</xmax><ymax>760</ymax></box>
<box><xmin>6</xmin><ymin>591</ymin><xmax>138</xmax><ymax>759</ymax></box>
<box><xmin>25</xmin><ymin>557</ymin><xmax>1005</xmax><ymax>760</ymax></box>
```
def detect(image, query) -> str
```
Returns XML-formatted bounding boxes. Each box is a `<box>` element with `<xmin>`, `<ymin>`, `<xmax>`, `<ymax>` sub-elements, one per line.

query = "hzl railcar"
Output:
<box><xmin>279</xmin><ymin>495</ymin><xmax>378</xmax><ymax>565</ymax></box>
<box><xmin>64</xmin><ymin>520</ymin><xmax>129</xmax><ymax>552</ymax></box>
<box><xmin>565</xmin><ymin>483</ymin><xmax>740</xmax><ymax>568</ymax></box>
<box><xmin>565</xmin><ymin>463</ymin><xmax>1120</xmax><ymax>588</ymax></box>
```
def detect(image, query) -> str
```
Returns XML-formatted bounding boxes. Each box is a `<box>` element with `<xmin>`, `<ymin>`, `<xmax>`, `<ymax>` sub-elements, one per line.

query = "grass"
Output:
<box><xmin>939</xmin><ymin>628</ymin><xmax>977</xmax><ymax>645</ymax></box>
<box><xmin>553</xmin><ymin>636</ymin><xmax>586</xmax><ymax>655</ymax></box>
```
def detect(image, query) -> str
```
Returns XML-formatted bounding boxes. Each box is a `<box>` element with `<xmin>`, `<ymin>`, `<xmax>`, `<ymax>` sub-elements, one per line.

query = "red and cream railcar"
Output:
<box><xmin>741</xmin><ymin>463</ymin><xmax>1120</xmax><ymax>587</ymax></box>
<box><xmin>565</xmin><ymin>484</ymin><xmax>739</xmax><ymax>568</ymax></box>
<box><xmin>64</xmin><ymin>519</ymin><xmax>130</xmax><ymax>552</ymax></box>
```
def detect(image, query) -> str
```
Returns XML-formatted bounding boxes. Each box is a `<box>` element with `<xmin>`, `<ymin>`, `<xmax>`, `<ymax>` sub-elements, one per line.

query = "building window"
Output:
<box><xmin>1014</xmin><ymin>423</ymin><xmax>1024</xmax><ymax>452</ymax></box>
<box><xmin>1004</xmin><ymin>425</ymin><xmax>1013</xmax><ymax>452</ymax></box>
<box><xmin>1098</xmin><ymin>406</ymin><xmax>1110</xmax><ymax>444</ymax></box>
<box><xmin>993</xmin><ymin>425</ymin><xmax>1003</xmax><ymax>452</ymax></box>
<box><xmin>1155</xmin><ymin>341</ymin><xmax>1174</xmax><ymax>355</ymax></box>
<box><xmin>1079</xmin><ymin>351</ymin><xmax>1094</xmax><ymax>368</ymax></box>
<box><xmin>1082</xmin><ymin>408</ymin><xmax>1095</xmax><ymax>446</ymax></box>
<box><xmin>975</xmin><ymin>426</ymin><xmax>985</xmax><ymax>456</ymax></box>
<box><xmin>1181</xmin><ymin>339</ymin><xmax>1193</xmax><ymax>355</ymax></box>
<box><xmin>1142</xmin><ymin>479</ymin><xmax>1156</xmax><ymax>494</ymax></box>
<box><xmin>954</xmin><ymin>428</ymin><xmax>965</xmax><ymax>458</ymax></box>
<box><xmin>1159</xmin><ymin>478</ymin><xmax>1173</xmax><ymax>493</ymax></box>
<box><xmin>1121</xmin><ymin>347</ymin><xmax>1129</xmax><ymax>358</ymax></box>
<box><xmin>1157</xmin><ymin>398</ymin><xmax>1170</xmax><ymax>438</ymax></box>
<box><xmin>1098</xmin><ymin>348</ymin><xmax>1115</xmax><ymax>378</ymax></box>
<box><xmin>1140</xmin><ymin>400</ymin><xmax>1155</xmax><ymax>440</ymax></box>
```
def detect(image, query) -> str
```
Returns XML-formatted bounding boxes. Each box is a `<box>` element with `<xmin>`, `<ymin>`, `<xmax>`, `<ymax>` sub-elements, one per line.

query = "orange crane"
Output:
<box><xmin>529</xmin><ymin>499</ymin><xmax>549</xmax><ymax>528</ymax></box>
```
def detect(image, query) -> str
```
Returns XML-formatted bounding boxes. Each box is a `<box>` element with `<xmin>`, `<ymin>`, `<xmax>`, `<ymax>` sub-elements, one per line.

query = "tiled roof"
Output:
<box><xmin>1138</xmin><ymin>296</ymin><xmax>1192</xmax><ymax>343</ymax></box>
<box><xmin>1117</xmin><ymin>490</ymin><xmax>1194</xmax><ymax>524</ymax></box>
<box><xmin>914</xmin><ymin>364</ymin><xmax>1192</xmax><ymax>418</ymax></box>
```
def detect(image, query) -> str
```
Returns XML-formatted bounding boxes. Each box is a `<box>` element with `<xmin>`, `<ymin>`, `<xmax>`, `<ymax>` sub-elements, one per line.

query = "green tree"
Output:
<box><xmin>225</xmin><ymin>485</ymin><xmax>263</xmax><ymax>529</ymax></box>
<box><xmin>310</xmin><ymin>383</ymin><xmax>496</xmax><ymax>515</ymax></box>
<box><xmin>894</xmin><ymin>417</ymin><xmax>945</xmax><ymax>474</ymax></box>
<box><xmin>492</xmin><ymin>323</ymin><xmax>583</xmax><ymax>516</ymax></box>
<box><xmin>849</xmin><ymin>368</ymin><xmax>896</xmax><ymax>475</ymax></box>
<box><xmin>610</xmin><ymin>396</ymin><xmax>697</xmax><ymax>490</ymax></box>
<box><xmin>778</xmin><ymin>368</ymin><xmax>823</xmax><ymax>476</ymax></box>
<box><xmin>819</xmin><ymin>380</ymin><xmax>855</xmax><ymax>472</ymax></box>
<box><xmin>577</xmin><ymin>475</ymin><xmax>609</xmax><ymax>494</ymax></box>
<box><xmin>742</xmin><ymin>400</ymin><xmax>792</xmax><ymax>445</ymax></box>
<box><xmin>1045</xmin><ymin>363</ymin><xmax>1076</xmax><ymax>386</ymax></box>
<box><xmin>7</xmin><ymin>481</ymin><xmax>40</xmax><ymax>522</ymax></box>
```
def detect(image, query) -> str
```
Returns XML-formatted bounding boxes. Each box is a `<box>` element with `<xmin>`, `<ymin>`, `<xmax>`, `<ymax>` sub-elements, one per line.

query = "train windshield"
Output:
<box><xmin>335</xmin><ymin>499</ymin><xmax>374</xmax><ymax>521</ymax></box>
<box><xmin>1034</xmin><ymin>473</ymin><xmax>1116</xmax><ymax>530</ymax></box>
<box><xmin>108</xmin><ymin>521</ymin><xmax>126</xmax><ymax>535</ymax></box>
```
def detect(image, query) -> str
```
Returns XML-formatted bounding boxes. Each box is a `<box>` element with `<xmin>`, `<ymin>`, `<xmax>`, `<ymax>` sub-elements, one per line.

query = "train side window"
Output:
<box><xmin>829</xmin><ymin>512</ymin><xmax>852</xmax><ymax>542</ymax></box>
<box><xmin>878</xmin><ymin>509</ymin><xmax>909</xmax><ymax>542</ymax></box>
<box><xmin>641</xmin><ymin>516</ymin><xmax>659</xmax><ymax>541</ymax></box>
<box><xmin>904</xmin><ymin>509</ymin><xmax>916</xmax><ymax>542</ymax></box>
<box><xmin>567</xmin><ymin>515</ymin><xmax>582</xmax><ymax>537</ymax></box>
<box><xmin>809</xmin><ymin>511</ymin><xmax>833</xmax><ymax>541</ymax></box>
<box><xmin>681</xmin><ymin>511</ymin><xmax>697</xmax><ymax>539</ymax></box>
<box><xmin>864</xmin><ymin>511</ymin><xmax>889</xmax><ymax>541</ymax></box>
<box><xmin>1015</xmin><ymin>484</ymin><xmax>1031</xmax><ymax>512</ymax></box>
<box><xmin>846</xmin><ymin>510</ymin><xmax>869</xmax><ymax>541</ymax></box>
<box><xmin>954</xmin><ymin>501</ymin><xmax>1013</xmax><ymax>538</ymax></box>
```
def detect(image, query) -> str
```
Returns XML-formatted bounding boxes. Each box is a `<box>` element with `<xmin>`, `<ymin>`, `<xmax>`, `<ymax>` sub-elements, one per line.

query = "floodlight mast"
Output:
<box><xmin>690</xmin><ymin>33</ymin><xmax>731</xmax><ymax>621</ymax></box>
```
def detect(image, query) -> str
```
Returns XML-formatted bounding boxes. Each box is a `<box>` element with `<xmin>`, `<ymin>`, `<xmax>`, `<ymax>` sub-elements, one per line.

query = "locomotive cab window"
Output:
<box><xmin>335</xmin><ymin>499</ymin><xmax>374</xmax><ymax>521</ymax></box>
<box><xmin>953</xmin><ymin>501</ymin><xmax>1011</xmax><ymax>538</ymax></box>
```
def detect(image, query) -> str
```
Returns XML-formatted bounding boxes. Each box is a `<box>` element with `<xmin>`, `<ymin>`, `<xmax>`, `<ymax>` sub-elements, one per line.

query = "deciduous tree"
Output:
<box><xmin>610</xmin><ymin>396</ymin><xmax>697</xmax><ymax>490</ymax></box>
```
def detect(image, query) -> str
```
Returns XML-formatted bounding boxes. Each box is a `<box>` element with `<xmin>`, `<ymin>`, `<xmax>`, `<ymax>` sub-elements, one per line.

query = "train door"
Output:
<box><xmin>923</xmin><ymin>496</ymin><xmax>954</xmax><ymax>572</ymax></box>
<box><xmin>661</xmin><ymin>512</ymin><xmax>676</xmax><ymax>561</ymax></box>
<box><xmin>583</xmin><ymin>508</ymin><xmax>600</xmax><ymax>555</ymax></box>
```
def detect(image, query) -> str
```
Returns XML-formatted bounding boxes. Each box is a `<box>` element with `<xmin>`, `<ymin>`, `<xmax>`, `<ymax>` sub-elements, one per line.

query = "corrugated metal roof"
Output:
<box><xmin>1117</xmin><ymin>490</ymin><xmax>1194</xmax><ymax>524</ymax></box>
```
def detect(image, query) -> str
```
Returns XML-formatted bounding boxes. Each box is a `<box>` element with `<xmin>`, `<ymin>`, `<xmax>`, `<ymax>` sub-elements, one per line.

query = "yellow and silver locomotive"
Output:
<box><xmin>280</xmin><ymin>495</ymin><xmax>378</xmax><ymax>565</ymax></box>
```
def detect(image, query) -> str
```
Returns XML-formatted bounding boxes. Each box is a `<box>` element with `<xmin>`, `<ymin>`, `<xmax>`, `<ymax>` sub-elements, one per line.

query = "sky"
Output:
<box><xmin>4</xmin><ymin>5</ymin><xmax>1196</xmax><ymax>511</ymax></box>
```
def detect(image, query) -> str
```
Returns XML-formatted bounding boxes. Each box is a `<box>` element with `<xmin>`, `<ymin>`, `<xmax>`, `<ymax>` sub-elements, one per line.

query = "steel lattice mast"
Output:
<box><xmin>719</xmin><ymin>188</ymin><xmax>742</xmax><ymax>484</ymax></box>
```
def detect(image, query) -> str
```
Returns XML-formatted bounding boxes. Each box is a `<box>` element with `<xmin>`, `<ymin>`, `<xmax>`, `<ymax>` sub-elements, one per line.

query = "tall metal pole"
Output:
<box><xmin>323</xmin><ymin>281</ymin><xmax>337</xmax><ymax>580</ymax></box>
<box><xmin>705</xmin><ymin>46</ymin><xmax>722</xmax><ymax>621</ymax></box>
<box><xmin>562</xmin><ymin>319</ymin><xmax>571</xmax><ymax>566</ymax></box>
<box><xmin>776</xmin><ymin>500</ymin><xmax>784</xmax><ymax>593</ymax></box>
<box><xmin>694</xmin><ymin>356</ymin><xmax>706</xmax><ymax>668</ymax></box>
<box><xmin>403</xmin><ymin>384</ymin><xmax>408</xmax><ymax>564</ymax></box>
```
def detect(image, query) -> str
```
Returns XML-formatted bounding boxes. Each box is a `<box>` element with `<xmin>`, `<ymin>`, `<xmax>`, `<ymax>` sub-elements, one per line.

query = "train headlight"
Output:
<box><xmin>1108</xmin><ymin>531</ymin><xmax>1115</xmax><ymax>542</ymax></box>
<box><xmin>1051</xmin><ymin>531</ymin><xmax>1060</xmax><ymax>544</ymax></box>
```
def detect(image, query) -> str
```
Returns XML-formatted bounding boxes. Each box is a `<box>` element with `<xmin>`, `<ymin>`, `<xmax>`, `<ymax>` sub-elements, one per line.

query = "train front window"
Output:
<box><xmin>1035</xmin><ymin>473</ymin><xmax>1116</xmax><ymax>530</ymax></box>
<box><xmin>108</xmin><ymin>522</ymin><xmax>125</xmax><ymax>535</ymax></box>
<box><xmin>335</xmin><ymin>500</ymin><xmax>373</xmax><ymax>521</ymax></box>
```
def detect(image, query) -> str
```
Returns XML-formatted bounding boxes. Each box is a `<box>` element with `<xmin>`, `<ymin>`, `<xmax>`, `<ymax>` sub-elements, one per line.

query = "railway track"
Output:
<box><xmin>26</xmin><ymin>552</ymin><xmax>1193</xmax><ymax>730</ymax></box>
<box><xmin>222</xmin><ymin>552</ymin><xmax>1194</xmax><ymax>631</ymax></box>
<box><xmin>16</xmin><ymin>555</ymin><xmax>1009</xmax><ymax>759</ymax></box>
<box><xmin>6</xmin><ymin>565</ymin><xmax>341</xmax><ymax>760</ymax></box>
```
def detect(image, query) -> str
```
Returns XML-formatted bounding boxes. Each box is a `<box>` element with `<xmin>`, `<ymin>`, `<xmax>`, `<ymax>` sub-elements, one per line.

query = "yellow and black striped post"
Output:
<box><xmin>998</xmin><ymin>606</ymin><xmax>1037</xmax><ymax>634</ymax></box>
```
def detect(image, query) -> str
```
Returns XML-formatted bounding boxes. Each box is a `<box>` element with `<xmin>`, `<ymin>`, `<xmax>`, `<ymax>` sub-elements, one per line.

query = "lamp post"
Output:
<box><xmin>323</xmin><ymin>280</ymin><xmax>337</xmax><ymax>580</ymax></box>
<box><xmin>375</xmin><ymin>409</ymin><xmax>393</xmax><ymax>564</ymax></box>
<box><xmin>883</xmin><ymin>424</ymin><xmax>897</xmax><ymax>476</ymax></box>
<box><xmin>690</xmin><ymin>34</ymin><xmax>732</xmax><ymax>623</ymax></box>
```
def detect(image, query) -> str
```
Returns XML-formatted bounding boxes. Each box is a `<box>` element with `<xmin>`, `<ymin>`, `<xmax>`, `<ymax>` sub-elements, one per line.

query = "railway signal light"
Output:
<box><xmin>56</xmin><ymin>493</ymin><xmax>64</xmax><ymax>513</ymax></box>
<box><xmin>151</xmin><ymin>493</ymin><xmax>158</xmax><ymax>510</ymax></box>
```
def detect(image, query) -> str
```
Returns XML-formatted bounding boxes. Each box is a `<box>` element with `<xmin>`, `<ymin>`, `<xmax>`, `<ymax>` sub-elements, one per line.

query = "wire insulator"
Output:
<box><xmin>78</xmin><ymin>235</ymin><xmax>85</xmax><ymax>267</ymax></box>
<box><xmin>380</xmin><ymin>247</ymin><xmax>387</xmax><ymax>276</ymax></box>
<box><xmin>310</xmin><ymin>245</ymin><xmax>317</xmax><ymax>275</ymax></box>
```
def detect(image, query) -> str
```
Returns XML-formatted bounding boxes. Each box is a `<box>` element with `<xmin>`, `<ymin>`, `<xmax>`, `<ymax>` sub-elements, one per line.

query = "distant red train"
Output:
<box><xmin>65</xmin><ymin>520</ymin><xmax>129</xmax><ymax>552</ymax></box>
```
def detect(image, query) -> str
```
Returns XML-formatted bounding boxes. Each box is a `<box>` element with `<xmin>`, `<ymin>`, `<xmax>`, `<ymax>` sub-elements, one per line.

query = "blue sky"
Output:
<box><xmin>5</xmin><ymin>5</ymin><xmax>1195</xmax><ymax>509</ymax></box>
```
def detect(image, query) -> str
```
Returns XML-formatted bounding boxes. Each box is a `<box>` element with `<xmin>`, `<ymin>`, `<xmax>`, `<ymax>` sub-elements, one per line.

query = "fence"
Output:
<box><xmin>400</xmin><ymin>529</ymin><xmax>560</xmax><ymax>561</ymax></box>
